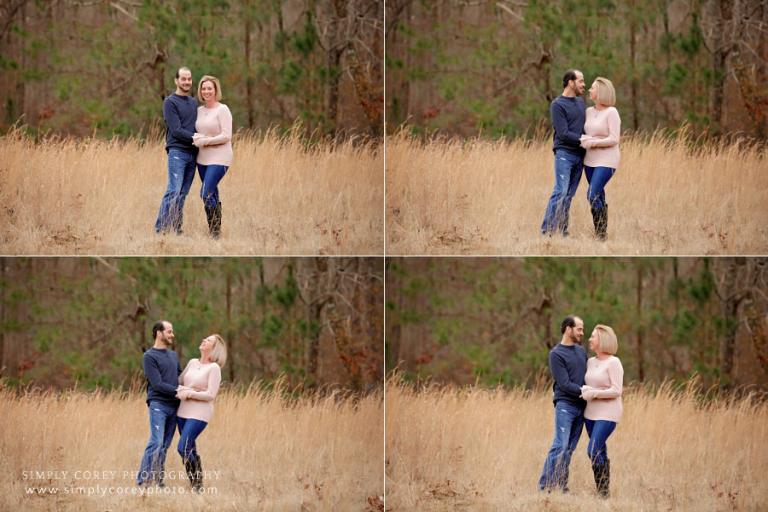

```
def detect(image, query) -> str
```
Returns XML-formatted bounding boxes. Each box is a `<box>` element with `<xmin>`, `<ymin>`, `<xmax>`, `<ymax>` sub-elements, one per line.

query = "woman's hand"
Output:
<box><xmin>581</xmin><ymin>385</ymin><xmax>598</xmax><ymax>401</ymax></box>
<box><xmin>192</xmin><ymin>133</ymin><xmax>207</xmax><ymax>147</ymax></box>
<box><xmin>176</xmin><ymin>385</ymin><xmax>193</xmax><ymax>399</ymax></box>
<box><xmin>580</xmin><ymin>135</ymin><xmax>594</xmax><ymax>149</ymax></box>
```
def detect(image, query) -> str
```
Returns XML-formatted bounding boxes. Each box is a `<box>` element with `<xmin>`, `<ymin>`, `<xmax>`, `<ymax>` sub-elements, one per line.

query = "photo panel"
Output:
<box><xmin>1</xmin><ymin>1</ymin><xmax>384</xmax><ymax>256</ymax></box>
<box><xmin>385</xmin><ymin>256</ymin><xmax>768</xmax><ymax>509</ymax></box>
<box><xmin>384</xmin><ymin>1</ymin><xmax>767</xmax><ymax>255</ymax></box>
<box><xmin>0</xmin><ymin>257</ymin><xmax>384</xmax><ymax>511</ymax></box>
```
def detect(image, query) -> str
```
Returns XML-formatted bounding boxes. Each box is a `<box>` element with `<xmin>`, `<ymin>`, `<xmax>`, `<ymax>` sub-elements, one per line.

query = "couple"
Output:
<box><xmin>136</xmin><ymin>320</ymin><xmax>227</xmax><ymax>491</ymax></box>
<box><xmin>541</xmin><ymin>69</ymin><xmax>621</xmax><ymax>241</ymax></box>
<box><xmin>538</xmin><ymin>316</ymin><xmax>624</xmax><ymax>498</ymax></box>
<box><xmin>154</xmin><ymin>67</ymin><xmax>234</xmax><ymax>239</ymax></box>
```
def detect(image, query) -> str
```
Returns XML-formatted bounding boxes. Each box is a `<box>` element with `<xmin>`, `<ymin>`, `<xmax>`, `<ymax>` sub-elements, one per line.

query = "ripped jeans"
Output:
<box><xmin>538</xmin><ymin>400</ymin><xmax>585</xmax><ymax>491</ymax></box>
<box><xmin>155</xmin><ymin>148</ymin><xmax>197</xmax><ymax>233</ymax></box>
<box><xmin>137</xmin><ymin>400</ymin><xmax>177</xmax><ymax>485</ymax></box>
<box><xmin>541</xmin><ymin>149</ymin><xmax>584</xmax><ymax>236</ymax></box>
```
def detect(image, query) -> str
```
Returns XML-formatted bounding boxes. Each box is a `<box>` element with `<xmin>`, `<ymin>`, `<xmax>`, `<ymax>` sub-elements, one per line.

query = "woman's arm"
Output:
<box><xmin>196</xmin><ymin>106</ymin><xmax>232</xmax><ymax>147</ymax></box>
<box><xmin>186</xmin><ymin>364</ymin><xmax>222</xmax><ymax>402</ymax></box>
<box><xmin>584</xmin><ymin>109</ymin><xmax>620</xmax><ymax>148</ymax></box>
<box><xmin>593</xmin><ymin>358</ymin><xmax>624</xmax><ymax>399</ymax></box>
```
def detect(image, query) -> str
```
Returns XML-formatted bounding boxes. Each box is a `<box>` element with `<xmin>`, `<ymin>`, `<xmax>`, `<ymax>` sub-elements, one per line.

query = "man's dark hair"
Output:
<box><xmin>152</xmin><ymin>321</ymin><xmax>166</xmax><ymax>339</ymax></box>
<box><xmin>175</xmin><ymin>66</ymin><xmax>191</xmax><ymax>79</ymax></box>
<box><xmin>560</xmin><ymin>315</ymin><xmax>578</xmax><ymax>334</ymax></box>
<box><xmin>562</xmin><ymin>70</ymin><xmax>578</xmax><ymax>89</ymax></box>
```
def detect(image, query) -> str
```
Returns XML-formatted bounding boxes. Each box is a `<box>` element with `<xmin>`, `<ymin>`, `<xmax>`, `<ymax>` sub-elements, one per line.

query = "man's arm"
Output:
<box><xmin>550</xmin><ymin>351</ymin><xmax>583</xmax><ymax>398</ymax></box>
<box><xmin>163</xmin><ymin>100</ymin><xmax>195</xmax><ymax>143</ymax></box>
<box><xmin>551</xmin><ymin>102</ymin><xmax>583</xmax><ymax>146</ymax></box>
<box><xmin>143</xmin><ymin>354</ymin><xmax>179</xmax><ymax>397</ymax></box>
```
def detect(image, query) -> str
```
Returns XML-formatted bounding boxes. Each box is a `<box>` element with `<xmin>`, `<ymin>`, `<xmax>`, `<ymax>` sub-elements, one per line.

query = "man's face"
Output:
<box><xmin>571</xmin><ymin>71</ymin><xmax>585</xmax><ymax>96</ymax></box>
<box><xmin>175</xmin><ymin>70</ymin><xmax>193</xmax><ymax>94</ymax></box>
<box><xmin>161</xmin><ymin>322</ymin><xmax>175</xmax><ymax>345</ymax></box>
<box><xmin>569</xmin><ymin>318</ymin><xmax>585</xmax><ymax>343</ymax></box>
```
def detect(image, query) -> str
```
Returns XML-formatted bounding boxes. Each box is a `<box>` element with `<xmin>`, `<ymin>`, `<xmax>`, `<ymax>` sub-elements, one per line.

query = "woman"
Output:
<box><xmin>175</xmin><ymin>334</ymin><xmax>227</xmax><ymax>491</ymax></box>
<box><xmin>580</xmin><ymin>77</ymin><xmax>620</xmax><ymax>241</ymax></box>
<box><xmin>193</xmin><ymin>75</ymin><xmax>233</xmax><ymax>239</ymax></box>
<box><xmin>580</xmin><ymin>324</ymin><xmax>623</xmax><ymax>498</ymax></box>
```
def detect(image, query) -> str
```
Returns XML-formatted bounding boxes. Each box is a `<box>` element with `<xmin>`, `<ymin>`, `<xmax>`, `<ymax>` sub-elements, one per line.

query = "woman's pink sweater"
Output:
<box><xmin>582</xmin><ymin>106</ymin><xmax>621</xmax><ymax>169</ymax></box>
<box><xmin>582</xmin><ymin>355</ymin><xmax>624</xmax><ymax>422</ymax></box>
<box><xmin>176</xmin><ymin>359</ymin><xmax>221</xmax><ymax>423</ymax></box>
<box><xmin>195</xmin><ymin>103</ymin><xmax>233</xmax><ymax>166</ymax></box>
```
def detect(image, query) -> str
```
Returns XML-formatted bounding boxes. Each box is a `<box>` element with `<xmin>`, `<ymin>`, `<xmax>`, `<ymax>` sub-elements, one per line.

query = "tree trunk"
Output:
<box><xmin>710</xmin><ymin>0</ymin><xmax>733</xmax><ymax>133</ymax></box>
<box><xmin>243</xmin><ymin>0</ymin><xmax>255</xmax><ymax>128</ymax></box>
<box><xmin>226</xmin><ymin>266</ymin><xmax>235</xmax><ymax>382</ymax></box>
<box><xmin>629</xmin><ymin>0</ymin><xmax>639</xmax><ymax>130</ymax></box>
<box><xmin>636</xmin><ymin>265</ymin><xmax>645</xmax><ymax>382</ymax></box>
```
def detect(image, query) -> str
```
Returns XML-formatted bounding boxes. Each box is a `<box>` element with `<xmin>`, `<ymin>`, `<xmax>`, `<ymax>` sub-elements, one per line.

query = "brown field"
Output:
<box><xmin>0</xmin><ymin>130</ymin><xmax>383</xmax><ymax>255</ymax></box>
<box><xmin>0</xmin><ymin>385</ymin><xmax>383</xmax><ymax>511</ymax></box>
<box><xmin>385</xmin><ymin>379</ymin><xmax>768</xmax><ymax>511</ymax></box>
<box><xmin>386</xmin><ymin>131</ymin><xmax>768</xmax><ymax>255</ymax></box>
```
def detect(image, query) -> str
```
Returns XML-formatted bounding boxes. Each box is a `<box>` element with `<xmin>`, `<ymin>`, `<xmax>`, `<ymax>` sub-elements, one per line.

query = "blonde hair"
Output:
<box><xmin>593</xmin><ymin>77</ymin><xmax>616</xmax><ymax>107</ymax></box>
<box><xmin>208</xmin><ymin>334</ymin><xmax>227</xmax><ymax>367</ymax></box>
<box><xmin>197</xmin><ymin>75</ymin><xmax>222</xmax><ymax>102</ymax></box>
<box><xmin>594</xmin><ymin>324</ymin><xmax>618</xmax><ymax>355</ymax></box>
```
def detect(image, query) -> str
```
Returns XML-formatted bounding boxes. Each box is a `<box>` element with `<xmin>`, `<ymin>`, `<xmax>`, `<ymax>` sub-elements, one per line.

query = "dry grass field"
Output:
<box><xmin>0</xmin><ymin>385</ymin><xmax>384</xmax><ymax>512</ymax></box>
<box><xmin>0</xmin><ymin>130</ymin><xmax>383</xmax><ymax>255</ymax></box>
<box><xmin>385</xmin><ymin>379</ymin><xmax>768</xmax><ymax>511</ymax></box>
<box><xmin>386</xmin><ymin>131</ymin><xmax>768</xmax><ymax>255</ymax></box>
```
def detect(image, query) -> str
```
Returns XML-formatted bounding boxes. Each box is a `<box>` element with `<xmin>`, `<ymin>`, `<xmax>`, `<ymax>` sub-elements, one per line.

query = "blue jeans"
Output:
<box><xmin>197</xmin><ymin>164</ymin><xmax>228</xmax><ymax>208</ymax></box>
<box><xmin>539</xmin><ymin>401</ymin><xmax>585</xmax><ymax>491</ymax></box>
<box><xmin>137</xmin><ymin>400</ymin><xmax>177</xmax><ymax>485</ymax></box>
<box><xmin>177</xmin><ymin>416</ymin><xmax>208</xmax><ymax>464</ymax></box>
<box><xmin>585</xmin><ymin>419</ymin><xmax>617</xmax><ymax>466</ymax></box>
<box><xmin>584</xmin><ymin>166</ymin><xmax>615</xmax><ymax>211</ymax></box>
<box><xmin>541</xmin><ymin>150</ymin><xmax>583</xmax><ymax>235</ymax></box>
<box><xmin>155</xmin><ymin>148</ymin><xmax>197</xmax><ymax>233</ymax></box>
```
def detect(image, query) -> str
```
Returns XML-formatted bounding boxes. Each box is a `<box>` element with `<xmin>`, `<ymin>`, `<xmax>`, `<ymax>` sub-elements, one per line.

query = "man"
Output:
<box><xmin>538</xmin><ymin>315</ymin><xmax>588</xmax><ymax>492</ymax></box>
<box><xmin>155</xmin><ymin>67</ymin><xmax>198</xmax><ymax>234</ymax></box>
<box><xmin>541</xmin><ymin>70</ymin><xmax>587</xmax><ymax>236</ymax></box>
<box><xmin>137</xmin><ymin>320</ymin><xmax>182</xmax><ymax>487</ymax></box>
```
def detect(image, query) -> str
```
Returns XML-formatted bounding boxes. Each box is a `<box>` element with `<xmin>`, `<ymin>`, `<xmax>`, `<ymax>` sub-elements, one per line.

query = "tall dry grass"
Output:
<box><xmin>386</xmin><ymin>131</ymin><xmax>768</xmax><ymax>255</ymax></box>
<box><xmin>0</xmin><ymin>130</ymin><xmax>383</xmax><ymax>255</ymax></box>
<box><xmin>386</xmin><ymin>379</ymin><xmax>768</xmax><ymax>511</ymax></box>
<box><xmin>0</xmin><ymin>385</ymin><xmax>383</xmax><ymax>511</ymax></box>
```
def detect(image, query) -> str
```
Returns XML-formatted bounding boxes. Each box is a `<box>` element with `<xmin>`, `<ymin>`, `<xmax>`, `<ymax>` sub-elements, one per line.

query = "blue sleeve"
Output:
<box><xmin>163</xmin><ymin>99</ymin><xmax>194</xmax><ymax>142</ymax></box>
<box><xmin>143</xmin><ymin>354</ymin><xmax>179</xmax><ymax>396</ymax></box>
<box><xmin>549</xmin><ymin>351</ymin><xmax>583</xmax><ymax>398</ymax></box>
<box><xmin>550</xmin><ymin>101</ymin><xmax>583</xmax><ymax>146</ymax></box>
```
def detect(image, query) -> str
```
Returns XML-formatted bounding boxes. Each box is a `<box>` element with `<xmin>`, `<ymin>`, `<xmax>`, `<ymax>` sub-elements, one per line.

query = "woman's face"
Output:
<box><xmin>200</xmin><ymin>336</ymin><xmax>216</xmax><ymax>354</ymax></box>
<box><xmin>201</xmin><ymin>81</ymin><xmax>216</xmax><ymax>102</ymax></box>
<box><xmin>589</xmin><ymin>82</ymin><xmax>598</xmax><ymax>102</ymax></box>
<box><xmin>588</xmin><ymin>330</ymin><xmax>600</xmax><ymax>353</ymax></box>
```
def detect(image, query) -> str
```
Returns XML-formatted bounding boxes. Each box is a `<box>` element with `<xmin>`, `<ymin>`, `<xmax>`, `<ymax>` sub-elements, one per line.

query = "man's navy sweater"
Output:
<box><xmin>550</xmin><ymin>95</ymin><xmax>586</xmax><ymax>156</ymax></box>
<box><xmin>143</xmin><ymin>347</ymin><xmax>181</xmax><ymax>407</ymax></box>
<box><xmin>548</xmin><ymin>342</ymin><xmax>587</xmax><ymax>408</ymax></box>
<box><xmin>163</xmin><ymin>93</ymin><xmax>198</xmax><ymax>154</ymax></box>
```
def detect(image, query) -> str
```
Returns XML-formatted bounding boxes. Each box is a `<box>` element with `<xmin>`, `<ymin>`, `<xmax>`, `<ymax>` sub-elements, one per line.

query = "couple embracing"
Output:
<box><xmin>155</xmin><ymin>67</ymin><xmax>233</xmax><ymax>239</ymax></box>
<box><xmin>539</xmin><ymin>315</ymin><xmax>624</xmax><ymax>498</ymax></box>
<box><xmin>136</xmin><ymin>320</ymin><xmax>227</xmax><ymax>491</ymax></box>
<box><xmin>542</xmin><ymin>69</ymin><xmax>621</xmax><ymax>241</ymax></box>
